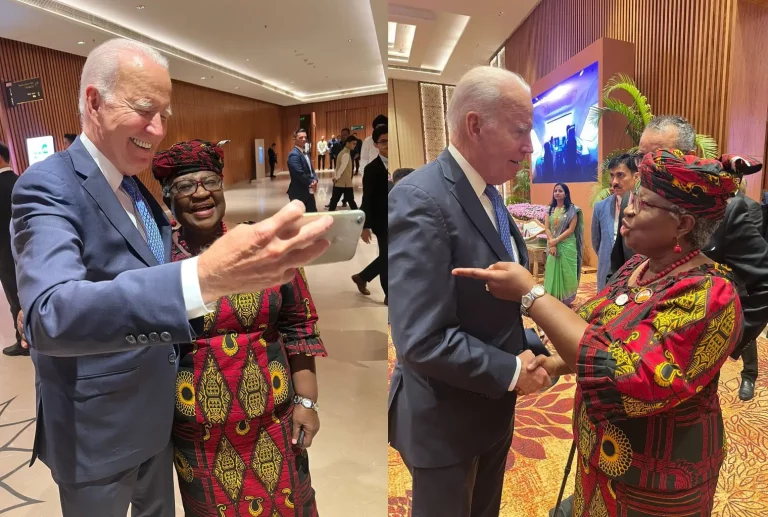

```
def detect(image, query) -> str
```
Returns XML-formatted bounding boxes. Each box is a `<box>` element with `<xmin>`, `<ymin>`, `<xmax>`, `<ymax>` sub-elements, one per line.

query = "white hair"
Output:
<box><xmin>78</xmin><ymin>38</ymin><xmax>169</xmax><ymax>119</ymax></box>
<box><xmin>446</xmin><ymin>66</ymin><xmax>531</xmax><ymax>141</ymax></box>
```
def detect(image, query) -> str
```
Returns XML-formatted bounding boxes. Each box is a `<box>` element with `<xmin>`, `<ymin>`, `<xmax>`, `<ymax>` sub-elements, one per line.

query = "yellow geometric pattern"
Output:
<box><xmin>174</xmin><ymin>447</ymin><xmax>194</xmax><ymax>483</ymax></box>
<box><xmin>686</xmin><ymin>300</ymin><xmax>736</xmax><ymax>380</ymax></box>
<box><xmin>252</xmin><ymin>428</ymin><xmax>283</xmax><ymax>495</ymax></box>
<box><xmin>237</xmin><ymin>347</ymin><xmax>269</xmax><ymax>420</ymax></box>
<box><xmin>175</xmin><ymin>370</ymin><xmax>196</xmax><ymax>417</ymax></box>
<box><xmin>213</xmin><ymin>435</ymin><xmax>246</xmax><ymax>502</ymax></box>
<box><xmin>588</xmin><ymin>486</ymin><xmax>610</xmax><ymax>517</ymax></box>
<box><xmin>198</xmin><ymin>352</ymin><xmax>233</xmax><ymax>424</ymax></box>
<box><xmin>576</xmin><ymin>296</ymin><xmax>605</xmax><ymax>321</ymax></box>
<box><xmin>269</xmin><ymin>361</ymin><xmax>290</xmax><ymax>405</ymax></box>
<box><xmin>652</xmin><ymin>278</ymin><xmax>708</xmax><ymax>338</ymax></box>
<box><xmin>230</xmin><ymin>292</ymin><xmax>263</xmax><ymax>330</ymax></box>
<box><xmin>222</xmin><ymin>331</ymin><xmax>240</xmax><ymax>357</ymax></box>
<box><xmin>576</xmin><ymin>403</ymin><xmax>597</xmax><ymax>468</ymax></box>
<box><xmin>621</xmin><ymin>394</ymin><xmax>667</xmax><ymax>417</ymax></box>
<box><xmin>598</xmin><ymin>423</ymin><xmax>633</xmax><ymax>478</ymax></box>
<box><xmin>608</xmin><ymin>341</ymin><xmax>639</xmax><ymax>377</ymax></box>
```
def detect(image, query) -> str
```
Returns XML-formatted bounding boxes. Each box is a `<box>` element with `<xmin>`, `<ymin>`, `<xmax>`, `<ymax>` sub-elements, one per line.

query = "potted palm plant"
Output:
<box><xmin>588</xmin><ymin>74</ymin><xmax>719</xmax><ymax>206</ymax></box>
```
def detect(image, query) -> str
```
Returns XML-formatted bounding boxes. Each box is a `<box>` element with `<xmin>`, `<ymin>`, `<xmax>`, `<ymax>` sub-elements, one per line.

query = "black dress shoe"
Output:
<box><xmin>2</xmin><ymin>343</ymin><xmax>29</xmax><ymax>356</ymax></box>
<box><xmin>739</xmin><ymin>378</ymin><xmax>755</xmax><ymax>401</ymax></box>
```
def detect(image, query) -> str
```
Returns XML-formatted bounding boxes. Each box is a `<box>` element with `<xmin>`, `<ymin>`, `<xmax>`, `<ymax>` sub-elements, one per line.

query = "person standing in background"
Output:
<box><xmin>328</xmin><ymin>136</ymin><xmax>358</xmax><ymax>211</ymax></box>
<box><xmin>0</xmin><ymin>142</ymin><xmax>24</xmax><ymax>357</ymax></box>
<box><xmin>63</xmin><ymin>133</ymin><xmax>77</xmax><ymax>150</ymax></box>
<box><xmin>351</xmin><ymin>132</ymin><xmax>363</xmax><ymax>175</ymax></box>
<box><xmin>268</xmin><ymin>142</ymin><xmax>277</xmax><ymax>179</ymax></box>
<box><xmin>328</xmin><ymin>134</ymin><xmax>338</xmax><ymax>169</ymax></box>
<box><xmin>288</xmin><ymin>128</ymin><xmax>318</xmax><ymax>212</ymax></box>
<box><xmin>317</xmin><ymin>135</ymin><xmax>328</xmax><ymax>170</ymax></box>
<box><xmin>360</xmin><ymin>114</ymin><xmax>387</xmax><ymax>172</ymax></box>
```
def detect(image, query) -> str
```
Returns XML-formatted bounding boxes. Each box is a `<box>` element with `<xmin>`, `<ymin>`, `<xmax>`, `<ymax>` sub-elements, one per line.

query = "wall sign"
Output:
<box><xmin>5</xmin><ymin>78</ymin><xmax>44</xmax><ymax>107</ymax></box>
<box><xmin>26</xmin><ymin>136</ymin><xmax>55</xmax><ymax>165</ymax></box>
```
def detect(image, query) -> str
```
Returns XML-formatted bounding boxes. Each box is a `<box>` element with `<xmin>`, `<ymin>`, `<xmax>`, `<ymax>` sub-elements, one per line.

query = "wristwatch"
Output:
<box><xmin>293</xmin><ymin>395</ymin><xmax>319</xmax><ymax>412</ymax></box>
<box><xmin>521</xmin><ymin>284</ymin><xmax>546</xmax><ymax>316</ymax></box>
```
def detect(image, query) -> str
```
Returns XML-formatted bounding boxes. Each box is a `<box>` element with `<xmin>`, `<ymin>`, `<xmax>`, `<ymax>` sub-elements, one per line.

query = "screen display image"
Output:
<box><xmin>531</xmin><ymin>62</ymin><xmax>599</xmax><ymax>184</ymax></box>
<box><xmin>26</xmin><ymin>135</ymin><xmax>55</xmax><ymax>166</ymax></box>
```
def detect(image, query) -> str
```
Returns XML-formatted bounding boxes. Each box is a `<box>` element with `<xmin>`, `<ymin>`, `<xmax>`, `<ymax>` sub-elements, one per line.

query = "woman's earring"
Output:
<box><xmin>674</xmin><ymin>238</ymin><xmax>682</xmax><ymax>253</ymax></box>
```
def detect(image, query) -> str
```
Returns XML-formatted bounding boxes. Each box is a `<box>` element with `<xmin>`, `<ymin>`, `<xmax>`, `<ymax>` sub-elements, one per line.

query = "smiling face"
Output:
<box><xmin>84</xmin><ymin>54</ymin><xmax>171</xmax><ymax>175</ymax></box>
<box><xmin>168</xmin><ymin>171</ymin><xmax>226</xmax><ymax>234</ymax></box>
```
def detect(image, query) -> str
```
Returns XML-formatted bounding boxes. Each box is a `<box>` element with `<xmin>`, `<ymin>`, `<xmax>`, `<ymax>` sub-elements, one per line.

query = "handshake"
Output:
<box><xmin>511</xmin><ymin>349</ymin><xmax>561</xmax><ymax>395</ymax></box>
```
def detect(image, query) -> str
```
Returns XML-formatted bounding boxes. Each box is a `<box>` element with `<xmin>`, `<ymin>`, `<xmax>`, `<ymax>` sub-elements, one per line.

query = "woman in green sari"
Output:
<box><xmin>544</xmin><ymin>182</ymin><xmax>584</xmax><ymax>306</ymax></box>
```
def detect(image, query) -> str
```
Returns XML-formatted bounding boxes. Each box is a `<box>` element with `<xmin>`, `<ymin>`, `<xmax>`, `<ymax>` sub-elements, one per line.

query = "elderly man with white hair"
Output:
<box><xmin>388</xmin><ymin>66</ymin><xmax>551</xmax><ymax>516</ymax></box>
<box><xmin>12</xmin><ymin>38</ymin><xmax>331</xmax><ymax>515</ymax></box>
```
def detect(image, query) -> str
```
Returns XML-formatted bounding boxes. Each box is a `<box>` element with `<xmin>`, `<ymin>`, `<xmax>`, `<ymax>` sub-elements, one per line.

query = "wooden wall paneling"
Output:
<box><xmin>388</xmin><ymin>79</ymin><xmax>401</xmax><ymax>170</ymax></box>
<box><xmin>726</xmin><ymin>0</ymin><xmax>768</xmax><ymax>198</ymax></box>
<box><xmin>389</xmin><ymin>79</ymin><xmax>425</xmax><ymax>169</ymax></box>
<box><xmin>503</xmin><ymin>0</ymin><xmax>738</xmax><ymax>153</ymax></box>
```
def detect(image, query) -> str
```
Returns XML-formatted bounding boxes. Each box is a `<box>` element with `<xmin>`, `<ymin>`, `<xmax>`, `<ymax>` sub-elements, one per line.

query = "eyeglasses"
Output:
<box><xmin>376</xmin><ymin>139</ymin><xmax>389</xmax><ymax>145</ymax></box>
<box><xmin>167</xmin><ymin>176</ymin><xmax>223</xmax><ymax>197</ymax></box>
<box><xmin>630</xmin><ymin>187</ymin><xmax>681</xmax><ymax>214</ymax></box>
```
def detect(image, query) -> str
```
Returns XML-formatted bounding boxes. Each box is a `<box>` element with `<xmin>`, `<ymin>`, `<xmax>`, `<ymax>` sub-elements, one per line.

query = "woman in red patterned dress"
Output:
<box><xmin>454</xmin><ymin>150</ymin><xmax>763</xmax><ymax>516</ymax></box>
<box><xmin>152</xmin><ymin>140</ymin><xmax>325</xmax><ymax>517</ymax></box>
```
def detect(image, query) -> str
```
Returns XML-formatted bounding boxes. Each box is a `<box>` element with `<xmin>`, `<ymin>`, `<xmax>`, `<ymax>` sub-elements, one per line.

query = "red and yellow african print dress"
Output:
<box><xmin>572</xmin><ymin>255</ymin><xmax>743</xmax><ymax>517</ymax></box>
<box><xmin>170</xmin><ymin>229</ymin><xmax>326</xmax><ymax>517</ymax></box>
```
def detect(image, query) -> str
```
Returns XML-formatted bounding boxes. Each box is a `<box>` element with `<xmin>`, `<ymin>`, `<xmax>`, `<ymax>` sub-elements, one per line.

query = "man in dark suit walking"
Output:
<box><xmin>608</xmin><ymin>116</ymin><xmax>768</xmax><ymax>402</ymax></box>
<box><xmin>12</xmin><ymin>38</ymin><xmax>332</xmax><ymax>516</ymax></box>
<box><xmin>268</xmin><ymin>142</ymin><xmax>277</xmax><ymax>178</ymax></box>
<box><xmin>0</xmin><ymin>142</ymin><xmax>24</xmax><ymax>356</ymax></box>
<box><xmin>388</xmin><ymin>66</ymin><xmax>551</xmax><ymax>517</ymax></box>
<box><xmin>287</xmin><ymin>128</ymin><xmax>318</xmax><ymax>212</ymax></box>
<box><xmin>351</xmin><ymin>125</ymin><xmax>388</xmax><ymax>304</ymax></box>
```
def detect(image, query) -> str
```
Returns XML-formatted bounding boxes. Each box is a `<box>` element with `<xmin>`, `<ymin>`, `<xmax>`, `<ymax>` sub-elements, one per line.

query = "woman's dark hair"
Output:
<box><xmin>393</xmin><ymin>167</ymin><xmax>415</xmax><ymax>183</ymax></box>
<box><xmin>549</xmin><ymin>182</ymin><xmax>573</xmax><ymax>213</ymax></box>
<box><xmin>606</xmin><ymin>153</ymin><xmax>638</xmax><ymax>173</ymax></box>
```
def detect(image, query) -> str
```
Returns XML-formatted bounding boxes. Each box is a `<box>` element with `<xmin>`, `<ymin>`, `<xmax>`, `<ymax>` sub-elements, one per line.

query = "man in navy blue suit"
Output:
<box><xmin>12</xmin><ymin>38</ymin><xmax>332</xmax><ymax>516</ymax></box>
<box><xmin>389</xmin><ymin>66</ymin><xmax>551</xmax><ymax>517</ymax></box>
<box><xmin>287</xmin><ymin>128</ymin><xmax>318</xmax><ymax>212</ymax></box>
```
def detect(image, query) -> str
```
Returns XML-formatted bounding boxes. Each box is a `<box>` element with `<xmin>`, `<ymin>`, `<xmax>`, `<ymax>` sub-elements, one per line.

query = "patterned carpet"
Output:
<box><xmin>387</xmin><ymin>273</ymin><xmax>768</xmax><ymax>517</ymax></box>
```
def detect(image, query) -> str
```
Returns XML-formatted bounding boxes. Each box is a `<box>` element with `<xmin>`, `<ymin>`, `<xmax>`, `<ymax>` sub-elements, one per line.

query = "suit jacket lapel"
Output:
<box><xmin>441</xmin><ymin>150</ymin><xmax>510</xmax><ymax>262</ymax></box>
<box><xmin>70</xmin><ymin>141</ymin><xmax>158</xmax><ymax>266</ymax></box>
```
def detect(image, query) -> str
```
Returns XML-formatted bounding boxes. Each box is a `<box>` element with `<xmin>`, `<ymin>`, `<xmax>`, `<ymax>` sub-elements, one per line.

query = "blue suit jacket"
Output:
<box><xmin>286</xmin><ymin>147</ymin><xmax>316</xmax><ymax>202</ymax></box>
<box><xmin>388</xmin><ymin>149</ymin><xmax>530</xmax><ymax>469</ymax></box>
<box><xmin>12</xmin><ymin>138</ymin><xmax>200</xmax><ymax>484</ymax></box>
<box><xmin>591</xmin><ymin>193</ymin><xmax>618</xmax><ymax>292</ymax></box>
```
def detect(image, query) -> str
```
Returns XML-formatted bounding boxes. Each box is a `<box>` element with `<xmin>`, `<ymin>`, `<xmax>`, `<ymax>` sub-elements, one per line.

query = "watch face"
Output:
<box><xmin>532</xmin><ymin>285</ymin><xmax>546</xmax><ymax>297</ymax></box>
<box><xmin>301</xmin><ymin>399</ymin><xmax>312</xmax><ymax>409</ymax></box>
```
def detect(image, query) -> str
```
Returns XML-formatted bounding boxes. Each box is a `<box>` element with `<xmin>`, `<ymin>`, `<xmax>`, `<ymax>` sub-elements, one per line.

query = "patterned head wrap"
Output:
<box><xmin>638</xmin><ymin>149</ymin><xmax>762</xmax><ymax>221</ymax></box>
<box><xmin>152</xmin><ymin>139</ymin><xmax>224</xmax><ymax>184</ymax></box>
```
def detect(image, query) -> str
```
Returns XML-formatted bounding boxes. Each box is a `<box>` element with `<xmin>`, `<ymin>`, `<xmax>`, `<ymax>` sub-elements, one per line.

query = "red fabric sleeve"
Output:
<box><xmin>278</xmin><ymin>268</ymin><xmax>327</xmax><ymax>357</ymax></box>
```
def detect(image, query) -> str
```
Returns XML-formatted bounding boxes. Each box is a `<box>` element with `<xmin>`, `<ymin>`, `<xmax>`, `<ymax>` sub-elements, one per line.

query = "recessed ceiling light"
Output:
<box><xmin>136</xmin><ymin>5</ymin><xmax>145</xmax><ymax>9</ymax></box>
<box><xmin>234</xmin><ymin>86</ymin><xmax>240</xmax><ymax>90</ymax></box>
<box><xmin>348</xmin><ymin>39</ymin><xmax>353</xmax><ymax>42</ymax></box>
<box><xmin>77</xmin><ymin>41</ymin><xmax>85</xmax><ymax>45</ymax></box>
<box><xmin>245</xmin><ymin>58</ymin><xmax>250</xmax><ymax>62</ymax></box>
<box><xmin>201</xmin><ymin>76</ymin><xmax>206</xmax><ymax>80</ymax></box>
<box><xmin>499</xmin><ymin>11</ymin><xmax>504</xmax><ymax>15</ymax></box>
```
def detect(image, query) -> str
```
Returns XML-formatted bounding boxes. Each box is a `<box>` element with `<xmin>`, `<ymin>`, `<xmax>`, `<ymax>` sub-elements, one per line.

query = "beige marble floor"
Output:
<box><xmin>0</xmin><ymin>170</ymin><xmax>388</xmax><ymax>516</ymax></box>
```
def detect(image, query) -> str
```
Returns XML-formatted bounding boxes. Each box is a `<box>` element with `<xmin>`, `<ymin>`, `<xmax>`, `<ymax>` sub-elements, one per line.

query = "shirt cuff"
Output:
<box><xmin>181</xmin><ymin>257</ymin><xmax>214</xmax><ymax>319</ymax></box>
<box><xmin>509</xmin><ymin>356</ymin><xmax>522</xmax><ymax>390</ymax></box>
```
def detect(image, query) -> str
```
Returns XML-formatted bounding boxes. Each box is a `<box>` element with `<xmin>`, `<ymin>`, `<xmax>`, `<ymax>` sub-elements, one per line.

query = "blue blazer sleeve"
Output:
<box><xmin>287</xmin><ymin>151</ymin><xmax>313</xmax><ymax>188</ymax></box>
<box><xmin>591</xmin><ymin>199</ymin><xmax>603</xmax><ymax>253</ymax></box>
<box><xmin>12</xmin><ymin>169</ymin><xmax>197</xmax><ymax>357</ymax></box>
<box><xmin>388</xmin><ymin>184</ymin><xmax>518</xmax><ymax>398</ymax></box>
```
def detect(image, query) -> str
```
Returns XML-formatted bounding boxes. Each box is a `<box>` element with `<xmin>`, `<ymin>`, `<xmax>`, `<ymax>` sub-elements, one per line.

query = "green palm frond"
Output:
<box><xmin>695</xmin><ymin>134</ymin><xmax>718</xmax><ymax>159</ymax></box>
<box><xmin>603</xmin><ymin>74</ymin><xmax>654</xmax><ymax>127</ymax></box>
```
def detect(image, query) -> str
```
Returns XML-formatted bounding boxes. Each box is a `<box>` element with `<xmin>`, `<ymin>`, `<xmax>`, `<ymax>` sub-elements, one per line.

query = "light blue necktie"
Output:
<box><xmin>121</xmin><ymin>176</ymin><xmax>165</xmax><ymax>265</ymax></box>
<box><xmin>484</xmin><ymin>185</ymin><xmax>516</xmax><ymax>261</ymax></box>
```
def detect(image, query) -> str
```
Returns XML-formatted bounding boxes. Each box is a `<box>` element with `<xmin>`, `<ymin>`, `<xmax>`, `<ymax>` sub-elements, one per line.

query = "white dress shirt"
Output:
<box><xmin>0</xmin><ymin>167</ymin><xmax>12</xmax><ymax>174</ymax></box>
<box><xmin>359</xmin><ymin>136</ymin><xmax>378</xmax><ymax>172</ymax></box>
<box><xmin>317</xmin><ymin>140</ymin><xmax>328</xmax><ymax>155</ymax></box>
<box><xmin>79</xmin><ymin>133</ymin><xmax>210</xmax><ymax>319</ymax></box>
<box><xmin>446</xmin><ymin>143</ymin><xmax>522</xmax><ymax>389</ymax></box>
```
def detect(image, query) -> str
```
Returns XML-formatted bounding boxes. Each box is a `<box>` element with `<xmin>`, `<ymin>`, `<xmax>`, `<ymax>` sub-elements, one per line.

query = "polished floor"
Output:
<box><xmin>0</xmin><ymin>170</ymin><xmax>388</xmax><ymax>516</ymax></box>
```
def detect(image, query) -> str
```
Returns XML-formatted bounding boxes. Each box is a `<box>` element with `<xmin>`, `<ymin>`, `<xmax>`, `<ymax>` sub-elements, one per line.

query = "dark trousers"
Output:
<box><xmin>301</xmin><ymin>195</ymin><xmax>318</xmax><ymax>213</ymax></box>
<box><xmin>58</xmin><ymin>442</ymin><xmax>174</xmax><ymax>517</ymax></box>
<box><xmin>353</xmin><ymin>156</ymin><xmax>361</xmax><ymax>174</ymax></box>
<box><xmin>742</xmin><ymin>339</ymin><xmax>759</xmax><ymax>382</ymax></box>
<box><xmin>269</xmin><ymin>161</ymin><xmax>276</xmax><ymax>177</ymax></box>
<box><xmin>318</xmin><ymin>154</ymin><xmax>326</xmax><ymax>170</ymax></box>
<box><xmin>0</xmin><ymin>256</ymin><xmax>20</xmax><ymax>346</ymax></box>
<box><xmin>328</xmin><ymin>186</ymin><xmax>357</xmax><ymax>211</ymax></box>
<box><xmin>406</xmin><ymin>427</ymin><xmax>513</xmax><ymax>517</ymax></box>
<box><xmin>359</xmin><ymin>230</ymin><xmax>387</xmax><ymax>296</ymax></box>
<box><xmin>330</xmin><ymin>155</ymin><xmax>337</xmax><ymax>169</ymax></box>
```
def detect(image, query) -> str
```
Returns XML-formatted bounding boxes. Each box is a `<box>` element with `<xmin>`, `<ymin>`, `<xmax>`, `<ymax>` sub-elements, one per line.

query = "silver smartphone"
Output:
<box><xmin>302</xmin><ymin>210</ymin><xmax>366</xmax><ymax>266</ymax></box>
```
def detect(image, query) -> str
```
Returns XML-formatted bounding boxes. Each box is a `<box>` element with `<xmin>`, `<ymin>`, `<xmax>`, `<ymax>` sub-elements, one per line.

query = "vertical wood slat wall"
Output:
<box><xmin>502</xmin><ymin>0</ymin><xmax>737</xmax><ymax>153</ymax></box>
<box><xmin>280</xmin><ymin>94</ymin><xmax>387</xmax><ymax>169</ymax></box>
